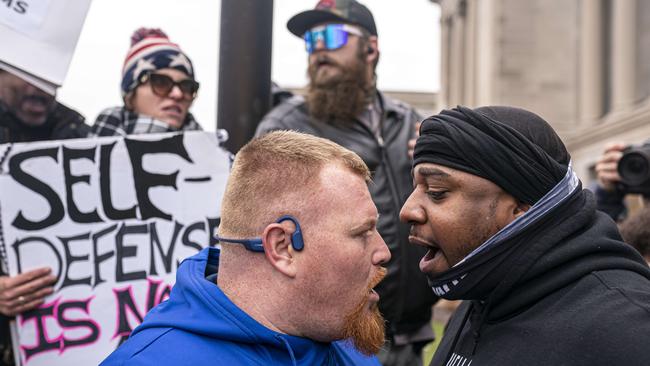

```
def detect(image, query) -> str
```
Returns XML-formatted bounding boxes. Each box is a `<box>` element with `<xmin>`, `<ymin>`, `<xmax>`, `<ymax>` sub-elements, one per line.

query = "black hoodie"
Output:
<box><xmin>430</xmin><ymin>191</ymin><xmax>650</xmax><ymax>366</ymax></box>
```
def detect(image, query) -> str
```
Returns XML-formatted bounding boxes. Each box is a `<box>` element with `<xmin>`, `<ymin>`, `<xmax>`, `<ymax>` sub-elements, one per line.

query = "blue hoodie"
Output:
<box><xmin>100</xmin><ymin>248</ymin><xmax>381</xmax><ymax>366</ymax></box>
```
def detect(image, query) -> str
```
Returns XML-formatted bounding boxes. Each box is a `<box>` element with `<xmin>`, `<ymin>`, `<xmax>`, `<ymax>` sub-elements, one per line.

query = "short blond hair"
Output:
<box><xmin>219</xmin><ymin>130</ymin><xmax>370</xmax><ymax>237</ymax></box>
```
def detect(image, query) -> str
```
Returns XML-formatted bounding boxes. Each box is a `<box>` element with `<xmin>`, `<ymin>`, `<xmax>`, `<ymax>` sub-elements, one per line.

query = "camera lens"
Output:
<box><xmin>619</xmin><ymin>152</ymin><xmax>650</xmax><ymax>185</ymax></box>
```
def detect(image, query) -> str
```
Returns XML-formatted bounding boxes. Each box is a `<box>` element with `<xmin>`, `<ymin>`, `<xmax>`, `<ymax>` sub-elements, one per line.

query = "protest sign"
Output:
<box><xmin>0</xmin><ymin>131</ymin><xmax>230</xmax><ymax>365</ymax></box>
<box><xmin>0</xmin><ymin>0</ymin><xmax>91</xmax><ymax>91</ymax></box>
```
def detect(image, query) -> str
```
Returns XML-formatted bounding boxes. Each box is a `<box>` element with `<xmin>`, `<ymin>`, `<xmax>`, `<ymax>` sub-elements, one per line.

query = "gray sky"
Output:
<box><xmin>57</xmin><ymin>0</ymin><xmax>440</xmax><ymax>131</ymax></box>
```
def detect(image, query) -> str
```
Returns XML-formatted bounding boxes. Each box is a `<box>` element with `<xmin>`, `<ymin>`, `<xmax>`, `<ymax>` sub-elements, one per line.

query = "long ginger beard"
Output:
<box><xmin>306</xmin><ymin>49</ymin><xmax>373</xmax><ymax>125</ymax></box>
<box><xmin>342</xmin><ymin>267</ymin><xmax>387</xmax><ymax>355</ymax></box>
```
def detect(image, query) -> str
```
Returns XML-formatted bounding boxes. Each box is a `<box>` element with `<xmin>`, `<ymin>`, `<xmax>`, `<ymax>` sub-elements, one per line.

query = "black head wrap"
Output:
<box><xmin>413</xmin><ymin>105</ymin><xmax>570</xmax><ymax>205</ymax></box>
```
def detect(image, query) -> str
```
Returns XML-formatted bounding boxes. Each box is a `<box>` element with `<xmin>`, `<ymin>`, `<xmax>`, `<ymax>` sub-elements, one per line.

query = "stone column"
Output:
<box><xmin>475</xmin><ymin>0</ymin><xmax>495</xmax><ymax>106</ymax></box>
<box><xmin>610</xmin><ymin>0</ymin><xmax>637</xmax><ymax>112</ymax></box>
<box><xmin>449</xmin><ymin>0</ymin><xmax>466</xmax><ymax>106</ymax></box>
<box><xmin>463</xmin><ymin>0</ymin><xmax>476</xmax><ymax>106</ymax></box>
<box><xmin>439</xmin><ymin>1</ymin><xmax>452</xmax><ymax>108</ymax></box>
<box><xmin>579</xmin><ymin>0</ymin><xmax>604</xmax><ymax>123</ymax></box>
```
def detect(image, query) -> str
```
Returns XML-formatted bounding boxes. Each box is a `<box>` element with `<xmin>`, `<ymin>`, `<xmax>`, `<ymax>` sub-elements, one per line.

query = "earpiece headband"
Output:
<box><xmin>214</xmin><ymin>215</ymin><xmax>304</xmax><ymax>252</ymax></box>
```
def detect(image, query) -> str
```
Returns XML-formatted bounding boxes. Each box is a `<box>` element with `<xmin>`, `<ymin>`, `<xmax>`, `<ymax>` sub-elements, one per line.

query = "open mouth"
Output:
<box><xmin>162</xmin><ymin>105</ymin><xmax>183</xmax><ymax>117</ymax></box>
<box><xmin>420</xmin><ymin>248</ymin><xmax>443</xmax><ymax>273</ymax></box>
<box><xmin>423</xmin><ymin>247</ymin><xmax>439</xmax><ymax>261</ymax></box>
<box><xmin>408</xmin><ymin>235</ymin><xmax>437</xmax><ymax>249</ymax></box>
<box><xmin>409</xmin><ymin>235</ymin><xmax>442</xmax><ymax>273</ymax></box>
<box><xmin>367</xmin><ymin>267</ymin><xmax>387</xmax><ymax>304</ymax></box>
<box><xmin>317</xmin><ymin>59</ymin><xmax>331</xmax><ymax>67</ymax></box>
<box><xmin>369</xmin><ymin>288</ymin><xmax>379</xmax><ymax>301</ymax></box>
<box><xmin>164</xmin><ymin>105</ymin><xmax>181</xmax><ymax>112</ymax></box>
<box><xmin>22</xmin><ymin>96</ymin><xmax>50</xmax><ymax>114</ymax></box>
<box><xmin>313</xmin><ymin>56</ymin><xmax>339</xmax><ymax>70</ymax></box>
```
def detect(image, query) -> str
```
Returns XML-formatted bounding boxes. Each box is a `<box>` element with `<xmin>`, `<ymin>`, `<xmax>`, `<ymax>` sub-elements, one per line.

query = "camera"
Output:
<box><xmin>617</xmin><ymin>142</ymin><xmax>650</xmax><ymax>196</ymax></box>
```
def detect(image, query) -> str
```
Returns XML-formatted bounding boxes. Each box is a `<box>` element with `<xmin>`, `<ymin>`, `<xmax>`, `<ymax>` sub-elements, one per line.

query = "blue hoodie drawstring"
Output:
<box><xmin>276</xmin><ymin>334</ymin><xmax>298</xmax><ymax>366</ymax></box>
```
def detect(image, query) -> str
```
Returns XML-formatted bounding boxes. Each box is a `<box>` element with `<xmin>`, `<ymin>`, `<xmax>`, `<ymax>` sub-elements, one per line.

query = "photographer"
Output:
<box><xmin>595</xmin><ymin>141</ymin><xmax>649</xmax><ymax>221</ymax></box>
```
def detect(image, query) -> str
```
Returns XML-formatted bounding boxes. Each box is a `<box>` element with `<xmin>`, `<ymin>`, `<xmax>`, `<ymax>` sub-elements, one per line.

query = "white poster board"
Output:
<box><xmin>0</xmin><ymin>0</ymin><xmax>91</xmax><ymax>90</ymax></box>
<box><xmin>0</xmin><ymin>131</ymin><xmax>230</xmax><ymax>366</ymax></box>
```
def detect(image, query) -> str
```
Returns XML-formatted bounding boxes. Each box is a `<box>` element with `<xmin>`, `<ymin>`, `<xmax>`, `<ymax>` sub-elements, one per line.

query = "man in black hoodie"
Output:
<box><xmin>400</xmin><ymin>106</ymin><xmax>650</xmax><ymax>366</ymax></box>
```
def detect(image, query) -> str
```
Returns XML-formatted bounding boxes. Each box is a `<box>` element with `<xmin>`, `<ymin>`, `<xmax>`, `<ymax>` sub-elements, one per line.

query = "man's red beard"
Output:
<box><xmin>306</xmin><ymin>52</ymin><xmax>372</xmax><ymax>125</ymax></box>
<box><xmin>342</xmin><ymin>267</ymin><xmax>387</xmax><ymax>355</ymax></box>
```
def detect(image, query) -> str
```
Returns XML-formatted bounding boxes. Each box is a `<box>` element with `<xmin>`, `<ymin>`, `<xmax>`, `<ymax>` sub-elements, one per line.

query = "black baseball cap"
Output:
<box><xmin>287</xmin><ymin>0</ymin><xmax>377</xmax><ymax>37</ymax></box>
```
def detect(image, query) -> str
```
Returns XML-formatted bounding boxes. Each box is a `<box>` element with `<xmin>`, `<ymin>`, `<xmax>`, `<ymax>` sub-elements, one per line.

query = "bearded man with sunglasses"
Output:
<box><xmin>92</xmin><ymin>28</ymin><xmax>202</xmax><ymax>136</ymax></box>
<box><xmin>256</xmin><ymin>1</ymin><xmax>438</xmax><ymax>365</ymax></box>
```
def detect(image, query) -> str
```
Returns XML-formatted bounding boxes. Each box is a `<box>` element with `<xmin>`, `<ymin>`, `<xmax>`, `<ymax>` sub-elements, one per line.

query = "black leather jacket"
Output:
<box><xmin>256</xmin><ymin>91</ymin><xmax>438</xmax><ymax>339</ymax></box>
<box><xmin>0</xmin><ymin>101</ymin><xmax>89</xmax><ymax>144</ymax></box>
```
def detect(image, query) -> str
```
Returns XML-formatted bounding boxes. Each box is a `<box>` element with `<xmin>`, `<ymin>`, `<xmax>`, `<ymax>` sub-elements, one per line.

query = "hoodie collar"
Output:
<box><xmin>136</xmin><ymin>248</ymin><xmax>339</xmax><ymax>365</ymax></box>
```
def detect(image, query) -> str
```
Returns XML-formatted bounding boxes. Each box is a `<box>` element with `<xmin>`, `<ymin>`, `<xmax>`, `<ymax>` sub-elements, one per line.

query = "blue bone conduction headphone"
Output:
<box><xmin>214</xmin><ymin>215</ymin><xmax>304</xmax><ymax>252</ymax></box>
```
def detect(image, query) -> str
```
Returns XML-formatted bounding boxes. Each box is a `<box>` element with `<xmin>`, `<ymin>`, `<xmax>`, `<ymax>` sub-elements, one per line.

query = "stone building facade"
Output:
<box><xmin>434</xmin><ymin>0</ymin><xmax>650</xmax><ymax>183</ymax></box>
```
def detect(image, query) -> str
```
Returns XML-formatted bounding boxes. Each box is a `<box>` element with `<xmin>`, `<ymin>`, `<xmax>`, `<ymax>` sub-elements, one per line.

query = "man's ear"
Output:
<box><xmin>514</xmin><ymin>201</ymin><xmax>531</xmax><ymax>218</ymax></box>
<box><xmin>365</xmin><ymin>36</ymin><xmax>379</xmax><ymax>63</ymax></box>
<box><xmin>262</xmin><ymin>222</ymin><xmax>298</xmax><ymax>278</ymax></box>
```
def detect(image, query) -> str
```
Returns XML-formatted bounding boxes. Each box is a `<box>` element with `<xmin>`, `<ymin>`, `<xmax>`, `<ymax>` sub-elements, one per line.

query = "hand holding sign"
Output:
<box><xmin>0</xmin><ymin>267</ymin><xmax>56</xmax><ymax>316</ymax></box>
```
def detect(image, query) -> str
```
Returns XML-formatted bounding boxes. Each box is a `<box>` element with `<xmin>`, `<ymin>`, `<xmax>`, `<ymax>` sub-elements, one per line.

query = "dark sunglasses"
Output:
<box><xmin>304</xmin><ymin>24</ymin><xmax>364</xmax><ymax>54</ymax></box>
<box><xmin>139</xmin><ymin>72</ymin><xmax>199</xmax><ymax>100</ymax></box>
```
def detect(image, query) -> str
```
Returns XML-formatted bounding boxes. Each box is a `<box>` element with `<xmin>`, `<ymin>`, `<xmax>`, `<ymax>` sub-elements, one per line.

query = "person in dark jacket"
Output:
<box><xmin>0</xmin><ymin>67</ymin><xmax>88</xmax><ymax>366</ymax></box>
<box><xmin>92</xmin><ymin>28</ymin><xmax>202</xmax><ymax>136</ymax></box>
<box><xmin>0</xmin><ymin>69</ymin><xmax>88</xmax><ymax>143</ymax></box>
<box><xmin>619</xmin><ymin>204</ymin><xmax>650</xmax><ymax>262</ymax></box>
<box><xmin>401</xmin><ymin>105</ymin><xmax>650</xmax><ymax>366</ymax></box>
<box><xmin>101</xmin><ymin>131</ymin><xmax>389</xmax><ymax>365</ymax></box>
<box><xmin>256</xmin><ymin>2</ymin><xmax>437</xmax><ymax>364</ymax></box>
<box><xmin>593</xmin><ymin>141</ymin><xmax>650</xmax><ymax>221</ymax></box>
<box><xmin>272</xmin><ymin>81</ymin><xmax>294</xmax><ymax>107</ymax></box>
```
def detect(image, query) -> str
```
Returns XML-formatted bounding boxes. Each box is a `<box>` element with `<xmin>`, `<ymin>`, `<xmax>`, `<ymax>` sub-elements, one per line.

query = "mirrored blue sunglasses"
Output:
<box><xmin>303</xmin><ymin>24</ymin><xmax>364</xmax><ymax>54</ymax></box>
